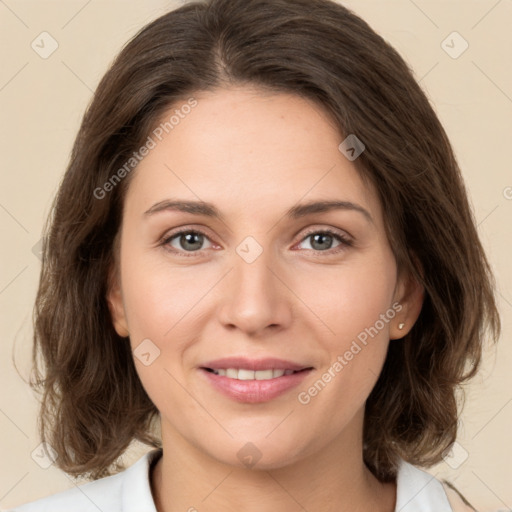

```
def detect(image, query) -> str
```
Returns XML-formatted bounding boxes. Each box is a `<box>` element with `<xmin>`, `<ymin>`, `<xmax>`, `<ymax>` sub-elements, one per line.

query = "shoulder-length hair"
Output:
<box><xmin>30</xmin><ymin>0</ymin><xmax>500</xmax><ymax>481</ymax></box>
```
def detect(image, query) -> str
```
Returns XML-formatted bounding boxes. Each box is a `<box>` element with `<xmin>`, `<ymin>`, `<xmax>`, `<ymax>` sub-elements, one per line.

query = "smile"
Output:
<box><xmin>200</xmin><ymin>365</ymin><xmax>313</xmax><ymax>403</ymax></box>
<box><xmin>203</xmin><ymin>368</ymin><xmax>306</xmax><ymax>380</ymax></box>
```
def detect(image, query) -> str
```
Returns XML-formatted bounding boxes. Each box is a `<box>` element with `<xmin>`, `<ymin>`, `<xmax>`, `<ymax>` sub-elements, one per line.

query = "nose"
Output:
<box><xmin>217</xmin><ymin>245</ymin><xmax>293</xmax><ymax>337</ymax></box>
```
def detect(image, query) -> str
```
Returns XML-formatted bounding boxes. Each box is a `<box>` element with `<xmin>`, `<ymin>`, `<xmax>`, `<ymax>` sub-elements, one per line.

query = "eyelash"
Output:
<box><xmin>160</xmin><ymin>227</ymin><xmax>353</xmax><ymax>258</ymax></box>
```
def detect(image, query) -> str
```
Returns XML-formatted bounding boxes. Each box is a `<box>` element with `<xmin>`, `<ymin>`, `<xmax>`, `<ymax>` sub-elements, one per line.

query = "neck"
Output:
<box><xmin>150</xmin><ymin>416</ymin><xmax>396</xmax><ymax>512</ymax></box>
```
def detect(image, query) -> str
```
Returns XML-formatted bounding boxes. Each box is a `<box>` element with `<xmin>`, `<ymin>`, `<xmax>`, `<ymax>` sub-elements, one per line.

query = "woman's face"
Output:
<box><xmin>109</xmin><ymin>86</ymin><xmax>422</xmax><ymax>469</ymax></box>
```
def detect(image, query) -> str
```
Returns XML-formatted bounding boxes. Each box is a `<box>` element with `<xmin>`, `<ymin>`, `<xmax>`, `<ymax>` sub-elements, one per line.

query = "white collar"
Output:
<box><xmin>123</xmin><ymin>448</ymin><xmax>452</xmax><ymax>512</ymax></box>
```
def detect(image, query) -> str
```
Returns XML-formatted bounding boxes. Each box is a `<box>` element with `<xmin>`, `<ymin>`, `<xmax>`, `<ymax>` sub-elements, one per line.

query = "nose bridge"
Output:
<box><xmin>234</xmin><ymin>239</ymin><xmax>276</xmax><ymax>295</ymax></box>
<box><xmin>217</xmin><ymin>236</ymin><xmax>292</xmax><ymax>335</ymax></box>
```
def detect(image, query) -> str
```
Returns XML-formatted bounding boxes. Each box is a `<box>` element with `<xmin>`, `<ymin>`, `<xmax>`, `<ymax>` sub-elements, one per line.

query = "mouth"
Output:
<box><xmin>201</xmin><ymin>367</ymin><xmax>311</xmax><ymax>380</ymax></box>
<box><xmin>198</xmin><ymin>357</ymin><xmax>314</xmax><ymax>403</ymax></box>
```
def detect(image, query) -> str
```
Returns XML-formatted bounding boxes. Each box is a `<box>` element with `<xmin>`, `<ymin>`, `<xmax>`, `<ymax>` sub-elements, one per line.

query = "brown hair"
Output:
<box><xmin>29</xmin><ymin>0</ymin><xmax>500</xmax><ymax>482</ymax></box>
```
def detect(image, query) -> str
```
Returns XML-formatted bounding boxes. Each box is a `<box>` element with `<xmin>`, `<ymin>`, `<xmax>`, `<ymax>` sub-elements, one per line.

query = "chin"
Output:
<box><xmin>206</xmin><ymin>436</ymin><xmax>308</xmax><ymax>472</ymax></box>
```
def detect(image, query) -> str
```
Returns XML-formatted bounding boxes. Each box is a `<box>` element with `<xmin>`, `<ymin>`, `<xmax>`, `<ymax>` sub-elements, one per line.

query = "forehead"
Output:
<box><xmin>125</xmin><ymin>86</ymin><xmax>382</xmax><ymax>226</ymax></box>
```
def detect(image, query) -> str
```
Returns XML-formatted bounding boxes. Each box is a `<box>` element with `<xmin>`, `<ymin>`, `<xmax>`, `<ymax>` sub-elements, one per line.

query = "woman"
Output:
<box><xmin>11</xmin><ymin>0</ymin><xmax>500</xmax><ymax>510</ymax></box>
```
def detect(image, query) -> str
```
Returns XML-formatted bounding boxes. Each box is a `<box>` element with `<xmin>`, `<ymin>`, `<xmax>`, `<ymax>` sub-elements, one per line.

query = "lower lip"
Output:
<box><xmin>200</xmin><ymin>368</ymin><xmax>313</xmax><ymax>403</ymax></box>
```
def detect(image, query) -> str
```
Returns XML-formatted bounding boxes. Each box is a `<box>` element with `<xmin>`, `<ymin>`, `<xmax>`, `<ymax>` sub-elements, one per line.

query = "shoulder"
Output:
<box><xmin>395</xmin><ymin>459</ymin><xmax>477</xmax><ymax>512</ymax></box>
<box><xmin>7</xmin><ymin>448</ymin><xmax>162</xmax><ymax>512</ymax></box>
<box><xmin>8</xmin><ymin>473</ymin><xmax>124</xmax><ymax>512</ymax></box>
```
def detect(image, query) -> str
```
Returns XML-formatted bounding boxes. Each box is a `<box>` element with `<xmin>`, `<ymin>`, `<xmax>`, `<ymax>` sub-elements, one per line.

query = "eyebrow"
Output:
<box><xmin>144</xmin><ymin>199</ymin><xmax>373</xmax><ymax>224</ymax></box>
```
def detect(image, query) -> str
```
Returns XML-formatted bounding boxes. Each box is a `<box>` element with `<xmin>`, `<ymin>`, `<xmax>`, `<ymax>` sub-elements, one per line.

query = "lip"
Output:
<box><xmin>201</xmin><ymin>357</ymin><xmax>310</xmax><ymax>372</ymax></box>
<box><xmin>199</xmin><ymin>357</ymin><xmax>314</xmax><ymax>403</ymax></box>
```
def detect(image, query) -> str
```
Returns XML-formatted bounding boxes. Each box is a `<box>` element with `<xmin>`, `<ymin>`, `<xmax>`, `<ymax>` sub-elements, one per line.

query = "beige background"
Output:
<box><xmin>0</xmin><ymin>1</ymin><xmax>511</xmax><ymax>510</ymax></box>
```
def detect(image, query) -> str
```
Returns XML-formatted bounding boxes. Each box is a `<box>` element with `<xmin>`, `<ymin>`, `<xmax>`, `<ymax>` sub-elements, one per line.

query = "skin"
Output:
<box><xmin>108</xmin><ymin>86</ymin><xmax>424</xmax><ymax>512</ymax></box>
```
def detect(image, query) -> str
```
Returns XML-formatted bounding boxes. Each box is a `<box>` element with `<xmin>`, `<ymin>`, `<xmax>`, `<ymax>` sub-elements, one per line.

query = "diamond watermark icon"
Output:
<box><xmin>338</xmin><ymin>134</ymin><xmax>365</xmax><ymax>161</ymax></box>
<box><xmin>31</xmin><ymin>238</ymin><xmax>44</xmax><ymax>261</ymax></box>
<box><xmin>441</xmin><ymin>31</ymin><xmax>469</xmax><ymax>59</ymax></box>
<box><xmin>442</xmin><ymin>441</ymin><xmax>469</xmax><ymax>469</ymax></box>
<box><xmin>237</xmin><ymin>442</ymin><xmax>262</xmax><ymax>468</ymax></box>
<box><xmin>31</xmin><ymin>442</ymin><xmax>58</xmax><ymax>469</ymax></box>
<box><xmin>133</xmin><ymin>338</ymin><xmax>161</xmax><ymax>366</ymax></box>
<box><xmin>31</xmin><ymin>31</ymin><xmax>59</xmax><ymax>59</ymax></box>
<box><xmin>236</xmin><ymin>236</ymin><xmax>263</xmax><ymax>264</ymax></box>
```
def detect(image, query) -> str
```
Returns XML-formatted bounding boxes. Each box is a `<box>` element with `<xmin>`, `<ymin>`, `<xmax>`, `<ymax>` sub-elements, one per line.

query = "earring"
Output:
<box><xmin>398</xmin><ymin>322</ymin><xmax>405</xmax><ymax>330</ymax></box>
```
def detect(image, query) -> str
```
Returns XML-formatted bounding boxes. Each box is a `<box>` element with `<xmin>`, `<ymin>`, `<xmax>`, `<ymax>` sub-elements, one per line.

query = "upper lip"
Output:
<box><xmin>201</xmin><ymin>357</ymin><xmax>313</xmax><ymax>372</ymax></box>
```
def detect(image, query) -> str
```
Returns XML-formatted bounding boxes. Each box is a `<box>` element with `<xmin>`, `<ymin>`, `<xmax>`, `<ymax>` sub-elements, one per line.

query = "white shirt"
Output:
<box><xmin>8</xmin><ymin>448</ymin><xmax>470</xmax><ymax>511</ymax></box>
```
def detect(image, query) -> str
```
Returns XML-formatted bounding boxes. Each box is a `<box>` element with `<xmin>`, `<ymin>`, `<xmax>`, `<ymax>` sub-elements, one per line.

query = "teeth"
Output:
<box><xmin>255</xmin><ymin>369</ymin><xmax>273</xmax><ymax>380</ymax></box>
<box><xmin>210</xmin><ymin>368</ymin><xmax>300</xmax><ymax>380</ymax></box>
<box><xmin>238</xmin><ymin>369</ymin><xmax>255</xmax><ymax>380</ymax></box>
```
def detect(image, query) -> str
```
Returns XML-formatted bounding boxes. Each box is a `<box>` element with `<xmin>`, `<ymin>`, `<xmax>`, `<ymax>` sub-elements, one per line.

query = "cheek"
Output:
<box><xmin>119</xmin><ymin>257</ymin><xmax>203</xmax><ymax>414</ymax></box>
<box><xmin>296</xmin><ymin>253</ymin><xmax>396</xmax><ymax>397</ymax></box>
<box><xmin>119</xmin><ymin>253</ymin><xmax>217</xmax><ymax>410</ymax></box>
<box><xmin>120</xmin><ymin>253</ymin><xmax>210</xmax><ymax>341</ymax></box>
<box><xmin>298</xmin><ymin>253</ymin><xmax>397</xmax><ymax>345</ymax></box>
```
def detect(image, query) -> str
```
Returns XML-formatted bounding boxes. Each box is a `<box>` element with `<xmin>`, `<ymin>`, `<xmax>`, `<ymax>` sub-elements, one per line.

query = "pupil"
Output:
<box><xmin>312</xmin><ymin>233</ymin><xmax>332</xmax><ymax>251</ymax></box>
<box><xmin>181</xmin><ymin>232</ymin><xmax>203</xmax><ymax>251</ymax></box>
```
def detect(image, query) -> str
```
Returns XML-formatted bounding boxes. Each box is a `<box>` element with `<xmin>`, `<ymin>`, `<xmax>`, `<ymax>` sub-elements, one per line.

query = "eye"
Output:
<box><xmin>295</xmin><ymin>228</ymin><xmax>353</xmax><ymax>254</ymax></box>
<box><xmin>160</xmin><ymin>227</ymin><xmax>353</xmax><ymax>257</ymax></box>
<box><xmin>162</xmin><ymin>229</ymin><xmax>214</xmax><ymax>256</ymax></box>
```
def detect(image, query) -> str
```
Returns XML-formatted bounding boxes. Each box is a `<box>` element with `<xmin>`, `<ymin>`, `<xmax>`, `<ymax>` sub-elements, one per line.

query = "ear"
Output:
<box><xmin>390</xmin><ymin>256</ymin><xmax>425</xmax><ymax>340</ymax></box>
<box><xmin>106</xmin><ymin>263</ymin><xmax>130</xmax><ymax>338</ymax></box>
